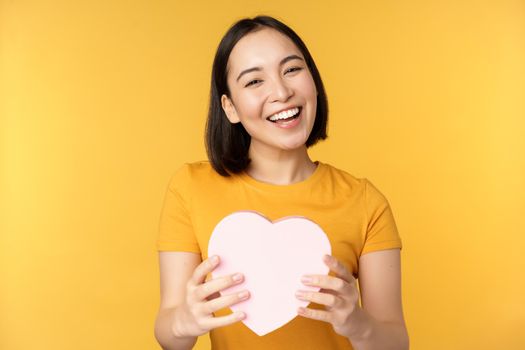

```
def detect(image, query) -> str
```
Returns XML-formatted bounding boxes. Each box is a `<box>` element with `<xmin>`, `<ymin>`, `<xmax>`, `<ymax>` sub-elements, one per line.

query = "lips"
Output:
<box><xmin>266</xmin><ymin>106</ymin><xmax>302</xmax><ymax>122</ymax></box>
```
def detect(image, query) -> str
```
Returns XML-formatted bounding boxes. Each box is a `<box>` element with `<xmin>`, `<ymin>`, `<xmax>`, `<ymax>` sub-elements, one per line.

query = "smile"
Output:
<box><xmin>267</xmin><ymin>107</ymin><xmax>303</xmax><ymax>129</ymax></box>
<box><xmin>266</xmin><ymin>107</ymin><xmax>302</xmax><ymax>122</ymax></box>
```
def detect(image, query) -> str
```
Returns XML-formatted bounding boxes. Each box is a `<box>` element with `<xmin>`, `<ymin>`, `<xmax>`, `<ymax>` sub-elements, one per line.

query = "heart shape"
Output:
<box><xmin>208</xmin><ymin>211</ymin><xmax>331</xmax><ymax>336</ymax></box>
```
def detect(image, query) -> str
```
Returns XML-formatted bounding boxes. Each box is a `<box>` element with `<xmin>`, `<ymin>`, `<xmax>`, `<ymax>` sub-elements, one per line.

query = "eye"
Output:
<box><xmin>285</xmin><ymin>66</ymin><xmax>303</xmax><ymax>74</ymax></box>
<box><xmin>245</xmin><ymin>79</ymin><xmax>262</xmax><ymax>87</ymax></box>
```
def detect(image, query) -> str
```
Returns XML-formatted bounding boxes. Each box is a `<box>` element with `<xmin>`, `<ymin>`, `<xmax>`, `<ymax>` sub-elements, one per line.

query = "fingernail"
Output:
<box><xmin>233</xmin><ymin>273</ymin><xmax>243</xmax><ymax>282</ymax></box>
<box><xmin>238</xmin><ymin>291</ymin><xmax>249</xmax><ymax>299</ymax></box>
<box><xmin>210</xmin><ymin>256</ymin><xmax>219</xmax><ymax>264</ymax></box>
<box><xmin>295</xmin><ymin>291</ymin><xmax>306</xmax><ymax>299</ymax></box>
<box><xmin>301</xmin><ymin>276</ymin><xmax>312</xmax><ymax>284</ymax></box>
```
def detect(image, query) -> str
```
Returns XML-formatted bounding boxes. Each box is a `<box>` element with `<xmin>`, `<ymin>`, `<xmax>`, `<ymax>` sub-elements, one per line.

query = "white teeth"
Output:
<box><xmin>268</xmin><ymin>107</ymin><xmax>300</xmax><ymax>122</ymax></box>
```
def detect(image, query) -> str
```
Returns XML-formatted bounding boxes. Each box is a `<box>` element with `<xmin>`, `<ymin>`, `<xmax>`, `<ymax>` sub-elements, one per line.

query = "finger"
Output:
<box><xmin>297</xmin><ymin>306</ymin><xmax>332</xmax><ymax>323</ymax></box>
<box><xmin>201</xmin><ymin>310</ymin><xmax>246</xmax><ymax>330</ymax></box>
<box><xmin>295</xmin><ymin>290</ymin><xmax>342</xmax><ymax>309</ymax></box>
<box><xmin>301</xmin><ymin>274</ymin><xmax>348</xmax><ymax>293</ymax></box>
<box><xmin>195</xmin><ymin>272</ymin><xmax>244</xmax><ymax>301</ymax></box>
<box><xmin>203</xmin><ymin>290</ymin><xmax>250</xmax><ymax>314</ymax></box>
<box><xmin>323</xmin><ymin>255</ymin><xmax>355</xmax><ymax>283</ymax></box>
<box><xmin>190</xmin><ymin>255</ymin><xmax>220</xmax><ymax>286</ymax></box>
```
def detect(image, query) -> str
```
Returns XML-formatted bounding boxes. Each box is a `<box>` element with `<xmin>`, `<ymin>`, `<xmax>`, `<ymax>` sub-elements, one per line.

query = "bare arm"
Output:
<box><xmin>154</xmin><ymin>252</ymin><xmax>201</xmax><ymax>350</ymax></box>
<box><xmin>350</xmin><ymin>248</ymin><xmax>409</xmax><ymax>350</ymax></box>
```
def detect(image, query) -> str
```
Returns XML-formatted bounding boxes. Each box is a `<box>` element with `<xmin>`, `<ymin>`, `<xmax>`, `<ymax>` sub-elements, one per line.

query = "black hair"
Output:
<box><xmin>205</xmin><ymin>15</ymin><xmax>329</xmax><ymax>176</ymax></box>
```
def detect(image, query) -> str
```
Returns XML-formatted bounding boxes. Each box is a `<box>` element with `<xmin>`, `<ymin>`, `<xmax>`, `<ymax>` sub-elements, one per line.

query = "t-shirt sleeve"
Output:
<box><xmin>360</xmin><ymin>178</ymin><xmax>403</xmax><ymax>256</ymax></box>
<box><xmin>156</xmin><ymin>164</ymin><xmax>201</xmax><ymax>253</ymax></box>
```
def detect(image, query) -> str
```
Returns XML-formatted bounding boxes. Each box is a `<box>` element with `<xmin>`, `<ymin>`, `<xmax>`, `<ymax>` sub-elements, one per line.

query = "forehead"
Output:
<box><xmin>227</xmin><ymin>27</ymin><xmax>303</xmax><ymax>74</ymax></box>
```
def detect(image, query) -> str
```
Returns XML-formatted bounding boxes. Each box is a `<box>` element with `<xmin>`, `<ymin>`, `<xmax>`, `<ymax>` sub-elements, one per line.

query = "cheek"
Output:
<box><xmin>307</xmin><ymin>76</ymin><xmax>318</xmax><ymax>97</ymax></box>
<box><xmin>297</xmin><ymin>74</ymin><xmax>318</xmax><ymax>99</ymax></box>
<box><xmin>237</xmin><ymin>93</ymin><xmax>265</xmax><ymax>119</ymax></box>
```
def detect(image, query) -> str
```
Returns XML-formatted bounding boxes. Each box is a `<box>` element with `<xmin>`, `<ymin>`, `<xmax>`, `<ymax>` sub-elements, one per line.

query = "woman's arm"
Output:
<box><xmin>155</xmin><ymin>251</ymin><xmax>252</xmax><ymax>350</ymax></box>
<box><xmin>154</xmin><ymin>251</ymin><xmax>201</xmax><ymax>350</ymax></box>
<box><xmin>296</xmin><ymin>249</ymin><xmax>408</xmax><ymax>349</ymax></box>
<box><xmin>349</xmin><ymin>248</ymin><xmax>409</xmax><ymax>350</ymax></box>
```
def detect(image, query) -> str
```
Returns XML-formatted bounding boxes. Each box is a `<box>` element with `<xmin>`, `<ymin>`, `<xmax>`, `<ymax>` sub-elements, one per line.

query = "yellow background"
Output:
<box><xmin>1</xmin><ymin>0</ymin><xmax>524</xmax><ymax>349</ymax></box>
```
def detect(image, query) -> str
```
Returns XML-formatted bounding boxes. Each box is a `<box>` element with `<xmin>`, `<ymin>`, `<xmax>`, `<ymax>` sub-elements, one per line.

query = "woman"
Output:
<box><xmin>154</xmin><ymin>15</ymin><xmax>409</xmax><ymax>350</ymax></box>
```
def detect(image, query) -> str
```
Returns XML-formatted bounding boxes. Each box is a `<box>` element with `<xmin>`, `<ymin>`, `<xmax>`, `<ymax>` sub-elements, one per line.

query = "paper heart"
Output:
<box><xmin>208</xmin><ymin>211</ymin><xmax>331</xmax><ymax>336</ymax></box>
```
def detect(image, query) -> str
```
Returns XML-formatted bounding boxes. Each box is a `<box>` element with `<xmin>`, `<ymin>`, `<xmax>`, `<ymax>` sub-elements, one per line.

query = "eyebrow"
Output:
<box><xmin>236</xmin><ymin>54</ymin><xmax>304</xmax><ymax>82</ymax></box>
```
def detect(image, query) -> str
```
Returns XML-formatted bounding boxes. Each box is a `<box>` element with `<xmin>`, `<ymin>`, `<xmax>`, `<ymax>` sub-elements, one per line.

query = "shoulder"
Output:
<box><xmin>320</xmin><ymin>161</ymin><xmax>367</xmax><ymax>191</ymax></box>
<box><xmin>167</xmin><ymin>160</ymin><xmax>229</xmax><ymax>192</ymax></box>
<box><xmin>320</xmin><ymin>162</ymin><xmax>389</xmax><ymax>202</ymax></box>
<box><xmin>177</xmin><ymin>160</ymin><xmax>216</xmax><ymax>177</ymax></box>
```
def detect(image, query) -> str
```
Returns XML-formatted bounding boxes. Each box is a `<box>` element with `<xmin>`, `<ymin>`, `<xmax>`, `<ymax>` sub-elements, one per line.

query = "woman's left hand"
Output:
<box><xmin>296</xmin><ymin>254</ymin><xmax>362</xmax><ymax>339</ymax></box>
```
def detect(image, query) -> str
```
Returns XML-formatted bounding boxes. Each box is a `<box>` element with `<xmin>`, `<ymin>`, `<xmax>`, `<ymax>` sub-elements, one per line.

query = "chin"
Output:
<box><xmin>278</xmin><ymin>140</ymin><xmax>308</xmax><ymax>150</ymax></box>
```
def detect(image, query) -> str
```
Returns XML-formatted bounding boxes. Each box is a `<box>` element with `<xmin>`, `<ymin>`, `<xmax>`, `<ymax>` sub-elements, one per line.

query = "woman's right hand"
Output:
<box><xmin>172</xmin><ymin>255</ymin><xmax>250</xmax><ymax>338</ymax></box>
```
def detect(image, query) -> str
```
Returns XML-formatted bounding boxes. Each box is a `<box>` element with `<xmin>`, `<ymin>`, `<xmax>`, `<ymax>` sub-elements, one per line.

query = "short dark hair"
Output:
<box><xmin>205</xmin><ymin>15</ymin><xmax>329</xmax><ymax>177</ymax></box>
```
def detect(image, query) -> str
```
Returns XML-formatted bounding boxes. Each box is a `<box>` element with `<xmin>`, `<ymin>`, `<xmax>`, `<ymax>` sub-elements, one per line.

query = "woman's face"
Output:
<box><xmin>221</xmin><ymin>27</ymin><xmax>318</xmax><ymax>153</ymax></box>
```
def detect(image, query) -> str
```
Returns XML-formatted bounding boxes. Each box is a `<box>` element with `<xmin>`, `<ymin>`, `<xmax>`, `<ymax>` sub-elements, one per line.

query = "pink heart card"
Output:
<box><xmin>207</xmin><ymin>210</ymin><xmax>332</xmax><ymax>336</ymax></box>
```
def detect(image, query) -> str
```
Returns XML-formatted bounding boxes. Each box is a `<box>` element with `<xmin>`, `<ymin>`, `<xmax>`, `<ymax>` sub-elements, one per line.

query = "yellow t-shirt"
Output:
<box><xmin>157</xmin><ymin>160</ymin><xmax>402</xmax><ymax>349</ymax></box>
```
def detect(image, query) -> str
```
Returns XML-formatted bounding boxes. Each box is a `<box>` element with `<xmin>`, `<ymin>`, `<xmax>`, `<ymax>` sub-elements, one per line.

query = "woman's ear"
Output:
<box><xmin>221</xmin><ymin>94</ymin><xmax>241</xmax><ymax>124</ymax></box>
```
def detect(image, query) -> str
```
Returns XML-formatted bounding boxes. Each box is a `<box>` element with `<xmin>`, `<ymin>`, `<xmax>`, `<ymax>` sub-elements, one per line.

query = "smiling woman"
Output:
<box><xmin>205</xmin><ymin>16</ymin><xmax>329</xmax><ymax>179</ymax></box>
<box><xmin>154</xmin><ymin>15</ymin><xmax>409</xmax><ymax>350</ymax></box>
<box><xmin>219</xmin><ymin>27</ymin><xmax>320</xmax><ymax>162</ymax></box>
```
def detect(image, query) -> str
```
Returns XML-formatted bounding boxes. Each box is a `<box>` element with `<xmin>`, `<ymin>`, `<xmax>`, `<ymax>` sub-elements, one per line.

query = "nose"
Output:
<box><xmin>269</xmin><ymin>76</ymin><xmax>293</xmax><ymax>102</ymax></box>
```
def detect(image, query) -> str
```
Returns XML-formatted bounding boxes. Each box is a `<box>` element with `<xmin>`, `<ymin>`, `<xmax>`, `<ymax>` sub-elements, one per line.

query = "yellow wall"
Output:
<box><xmin>1</xmin><ymin>0</ymin><xmax>524</xmax><ymax>349</ymax></box>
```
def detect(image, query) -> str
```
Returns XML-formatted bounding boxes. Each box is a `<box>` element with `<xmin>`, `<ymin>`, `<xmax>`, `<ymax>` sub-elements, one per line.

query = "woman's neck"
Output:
<box><xmin>245</xmin><ymin>144</ymin><xmax>317</xmax><ymax>185</ymax></box>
